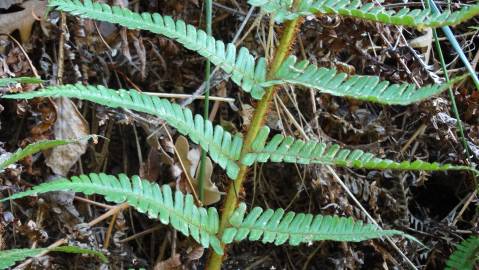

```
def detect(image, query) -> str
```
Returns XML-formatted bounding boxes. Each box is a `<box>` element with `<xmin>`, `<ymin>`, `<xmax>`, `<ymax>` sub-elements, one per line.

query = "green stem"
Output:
<box><xmin>206</xmin><ymin>15</ymin><xmax>303</xmax><ymax>270</ymax></box>
<box><xmin>431</xmin><ymin>28</ymin><xmax>471</xmax><ymax>161</ymax></box>
<box><xmin>198</xmin><ymin>0</ymin><xmax>213</xmax><ymax>202</ymax></box>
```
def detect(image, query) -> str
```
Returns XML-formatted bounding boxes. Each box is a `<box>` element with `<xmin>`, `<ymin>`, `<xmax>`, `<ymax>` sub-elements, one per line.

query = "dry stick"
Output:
<box><xmin>451</xmin><ymin>191</ymin><xmax>477</xmax><ymax>226</ymax></box>
<box><xmin>206</xmin><ymin>11</ymin><xmax>304</xmax><ymax>270</ymax></box>
<box><xmin>278</xmin><ymin>94</ymin><xmax>418</xmax><ymax>270</ymax></box>
<box><xmin>142</xmin><ymin>92</ymin><xmax>234</xmax><ymax>102</ymax></box>
<box><xmin>14</xmin><ymin>203</ymin><xmax>129</xmax><ymax>270</ymax></box>
<box><xmin>326</xmin><ymin>166</ymin><xmax>418</xmax><ymax>270</ymax></box>
<box><xmin>180</xmin><ymin>6</ymin><xmax>255</xmax><ymax>107</ymax></box>
<box><xmin>119</xmin><ymin>224</ymin><xmax>163</xmax><ymax>243</ymax></box>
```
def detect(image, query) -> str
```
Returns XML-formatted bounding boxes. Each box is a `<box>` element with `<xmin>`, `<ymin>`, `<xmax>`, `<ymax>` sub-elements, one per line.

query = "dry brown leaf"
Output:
<box><xmin>154</xmin><ymin>254</ymin><xmax>181</xmax><ymax>270</ymax></box>
<box><xmin>175</xmin><ymin>136</ymin><xmax>223</xmax><ymax>206</ymax></box>
<box><xmin>45</xmin><ymin>97</ymin><xmax>89</xmax><ymax>176</ymax></box>
<box><xmin>0</xmin><ymin>0</ymin><xmax>23</xmax><ymax>9</ymax></box>
<box><xmin>0</xmin><ymin>0</ymin><xmax>47</xmax><ymax>42</ymax></box>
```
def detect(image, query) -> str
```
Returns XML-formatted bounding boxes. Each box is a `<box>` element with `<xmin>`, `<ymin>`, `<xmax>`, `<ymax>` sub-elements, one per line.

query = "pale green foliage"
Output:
<box><xmin>0</xmin><ymin>246</ymin><xmax>107</xmax><ymax>270</ymax></box>
<box><xmin>249</xmin><ymin>0</ymin><xmax>479</xmax><ymax>27</ymax></box>
<box><xmin>222</xmin><ymin>203</ymin><xmax>419</xmax><ymax>245</ymax></box>
<box><xmin>446</xmin><ymin>236</ymin><xmax>479</xmax><ymax>270</ymax></box>
<box><xmin>272</xmin><ymin>56</ymin><xmax>466</xmax><ymax>105</ymax></box>
<box><xmin>0</xmin><ymin>174</ymin><xmax>416</xmax><ymax>255</ymax></box>
<box><xmin>46</xmin><ymin>0</ymin><xmax>464</xmax><ymax>105</ymax></box>
<box><xmin>243</xmin><ymin>127</ymin><xmax>476</xmax><ymax>174</ymax></box>
<box><xmin>0</xmin><ymin>248</ymin><xmax>44</xmax><ymax>269</ymax></box>
<box><xmin>0</xmin><ymin>173</ymin><xmax>224</xmax><ymax>254</ymax></box>
<box><xmin>0</xmin><ymin>138</ymin><xmax>92</xmax><ymax>170</ymax></box>
<box><xmin>3</xmin><ymin>84</ymin><xmax>243</xmax><ymax>179</ymax></box>
<box><xmin>0</xmin><ymin>77</ymin><xmax>42</xmax><ymax>87</ymax></box>
<box><xmin>5</xmin><ymin>85</ymin><xmax>475</xmax><ymax>179</ymax></box>
<box><xmin>48</xmin><ymin>0</ymin><xmax>268</xmax><ymax>99</ymax></box>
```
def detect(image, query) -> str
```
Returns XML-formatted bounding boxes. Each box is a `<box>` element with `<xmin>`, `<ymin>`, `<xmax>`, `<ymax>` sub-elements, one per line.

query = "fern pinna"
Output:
<box><xmin>46</xmin><ymin>0</ymin><xmax>468</xmax><ymax>105</ymax></box>
<box><xmin>4</xmin><ymin>84</ymin><xmax>475</xmax><ymax>177</ymax></box>
<box><xmin>249</xmin><ymin>0</ymin><xmax>479</xmax><ymax>27</ymax></box>
<box><xmin>0</xmin><ymin>173</ymin><xmax>415</xmax><ymax>255</ymax></box>
<box><xmin>446</xmin><ymin>236</ymin><xmax>479</xmax><ymax>270</ymax></box>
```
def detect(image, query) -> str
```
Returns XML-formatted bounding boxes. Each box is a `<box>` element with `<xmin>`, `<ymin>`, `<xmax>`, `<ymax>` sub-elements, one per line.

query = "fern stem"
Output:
<box><xmin>431</xmin><ymin>26</ymin><xmax>472</xmax><ymax>162</ymax></box>
<box><xmin>198</xmin><ymin>0</ymin><xmax>213</xmax><ymax>202</ymax></box>
<box><xmin>206</xmin><ymin>14</ymin><xmax>304</xmax><ymax>270</ymax></box>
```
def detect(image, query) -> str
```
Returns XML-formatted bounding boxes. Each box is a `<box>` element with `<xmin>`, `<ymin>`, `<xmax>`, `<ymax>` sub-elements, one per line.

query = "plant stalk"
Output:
<box><xmin>198</xmin><ymin>0</ymin><xmax>213</xmax><ymax>202</ymax></box>
<box><xmin>206</xmin><ymin>16</ymin><xmax>303</xmax><ymax>270</ymax></box>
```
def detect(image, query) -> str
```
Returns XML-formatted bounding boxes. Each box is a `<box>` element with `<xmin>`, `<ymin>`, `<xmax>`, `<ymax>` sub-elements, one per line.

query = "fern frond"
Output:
<box><xmin>242</xmin><ymin>127</ymin><xmax>476</xmax><ymax>174</ymax></box>
<box><xmin>48</xmin><ymin>0</ymin><xmax>268</xmax><ymax>99</ymax></box>
<box><xmin>2</xmin><ymin>84</ymin><xmax>242</xmax><ymax>179</ymax></box>
<box><xmin>222</xmin><ymin>203</ymin><xmax>419</xmax><ymax>246</ymax></box>
<box><xmin>0</xmin><ymin>173</ymin><xmax>224</xmax><ymax>254</ymax></box>
<box><xmin>0</xmin><ymin>246</ymin><xmax>107</xmax><ymax>270</ymax></box>
<box><xmin>47</xmin><ymin>1</ymin><xmax>461</xmax><ymax>105</ymax></box>
<box><xmin>249</xmin><ymin>0</ymin><xmax>479</xmax><ymax>28</ymax></box>
<box><xmin>0</xmin><ymin>137</ymin><xmax>92</xmax><ymax>170</ymax></box>
<box><xmin>446</xmin><ymin>236</ymin><xmax>479</xmax><ymax>270</ymax></box>
<box><xmin>272</xmin><ymin>56</ymin><xmax>465</xmax><ymax>105</ymax></box>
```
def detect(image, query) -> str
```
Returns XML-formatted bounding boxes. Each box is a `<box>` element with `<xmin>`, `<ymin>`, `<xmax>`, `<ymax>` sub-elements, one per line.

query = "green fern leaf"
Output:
<box><xmin>0</xmin><ymin>173</ymin><xmax>224</xmax><ymax>255</ymax></box>
<box><xmin>242</xmin><ymin>126</ymin><xmax>476</xmax><ymax>174</ymax></box>
<box><xmin>249</xmin><ymin>0</ymin><xmax>479</xmax><ymax>28</ymax></box>
<box><xmin>222</xmin><ymin>202</ymin><xmax>420</xmax><ymax>245</ymax></box>
<box><xmin>0</xmin><ymin>137</ymin><xmax>92</xmax><ymax>170</ymax></box>
<box><xmin>272</xmin><ymin>56</ymin><xmax>466</xmax><ymax>105</ymax></box>
<box><xmin>0</xmin><ymin>246</ymin><xmax>107</xmax><ymax>270</ymax></box>
<box><xmin>0</xmin><ymin>77</ymin><xmax>43</xmax><ymax>87</ymax></box>
<box><xmin>47</xmin><ymin>0</ymin><xmax>268</xmax><ymax>99</ymax></box>
<box><xmin>0</xmin><ymin>248</ymin><xmax>45</xmax><ymax>269</ymax></box>
<box><xmin>446</xmin><ymin>236</ymin><xmax>479</xmax><ymax>270</ymax></box>
<box><xmin>47</xmin><ymin>0</ymin><xmax>460</xmax><ymax>105</ymax></box>
<box><xmin>2</xmin><ymin>84</ymin><xmax>242</xmax><ymax>179</ymax></box>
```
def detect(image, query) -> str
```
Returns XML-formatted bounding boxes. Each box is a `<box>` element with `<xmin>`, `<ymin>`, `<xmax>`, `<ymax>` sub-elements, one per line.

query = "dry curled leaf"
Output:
<box><xmin>0</xmin><ymin>0</ymin><xmax>47</xmax><ymax>42</ymax></box>
<box><xmin>175</xmin><ymin>136</ymin><xmax>223</xmax><ymax>206</ymax></box>
<box><xmin>45</xmin><ymin>97</ymin><xmax>89</xmax><ymax>176</ymax></box>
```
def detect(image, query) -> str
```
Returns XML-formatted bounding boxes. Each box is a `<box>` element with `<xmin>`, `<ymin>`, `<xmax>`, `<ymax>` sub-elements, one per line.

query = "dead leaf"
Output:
<box><xmin>175</xmin><ymin>136</ymin><xmax>223</xmax><ymax>206</ymax></box>
<box><xmin>0</xmin><ymin>0</ymin><xmax>47</xmax><ymax>42</ymax></box>
<box><xmin>45</xmin><ymin>97</ymin><xmax>89</xmax><ymax>176</ymax></box>
<box><xmin>409</xmin><ymin>28</ymin><xmax>432</xmax><ymax>48</ymax></box>
<box><xmin>154</xmin><ymin>254</ymin><xmax>181</xmax><ymax>270</ymax></box>
<box><xmin>0</xmin><ymin>0</ymin><xmax>23</xmax><ymax>10</ymax></box>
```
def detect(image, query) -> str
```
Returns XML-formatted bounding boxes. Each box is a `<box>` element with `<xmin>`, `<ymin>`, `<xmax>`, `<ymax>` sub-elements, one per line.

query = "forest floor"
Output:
<box><xmin>0</xmin><ymin>0</ymin><xmax>478</xmax><ymax>269</ymax></box>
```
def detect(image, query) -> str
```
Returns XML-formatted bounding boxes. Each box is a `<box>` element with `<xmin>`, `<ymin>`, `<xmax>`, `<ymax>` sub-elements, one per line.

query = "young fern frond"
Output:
<box><xmin>47</xmin><ymin>0</ymin><xmax>458</xmax><ymax>106</ymax></box>
<box><xmin>249</xmin><ymin>0</ymin><xmax>479</xmax><ymax>28</ymax></box>
<box><xmin>2</xmin><ymin>84</ymin><xmax>242</xmax><ymax>179</ymax></box>
<box><xmin>242</xmin><ymin>127</ymin><xmax>476</xmax><ymax>174</ymax></box>
<box><xmin>222</xmin><ymin>203</ymin><xmax>419</xmax><ymax>246</ymax></box>
<box><xmin>48</xmin><ymin>0</ymin><xmax>268</xmax><ymax>99</ymax></box>
<box><xmin>446</xmin><ymin>236</ymin><xmax>479</xmax><ymax>270</ymax></box>
<box><xmin>273</xmin><ymin>56</ymin><xmax>466</xmax><ymax>105</ymax></box>
<box><xmin>0</xmin><ymin>137</ymin><xmax>92</xmax><ymax>170</ymax></box>
<box><xmin>0</xmin><ymin>246</ymin><xmax>107</xmax><ymax>270</ymax></box>
<box><xmin>0</xmin><ymin>173</ymin><xmax>224</xmax><ymax>254</ymax></box>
